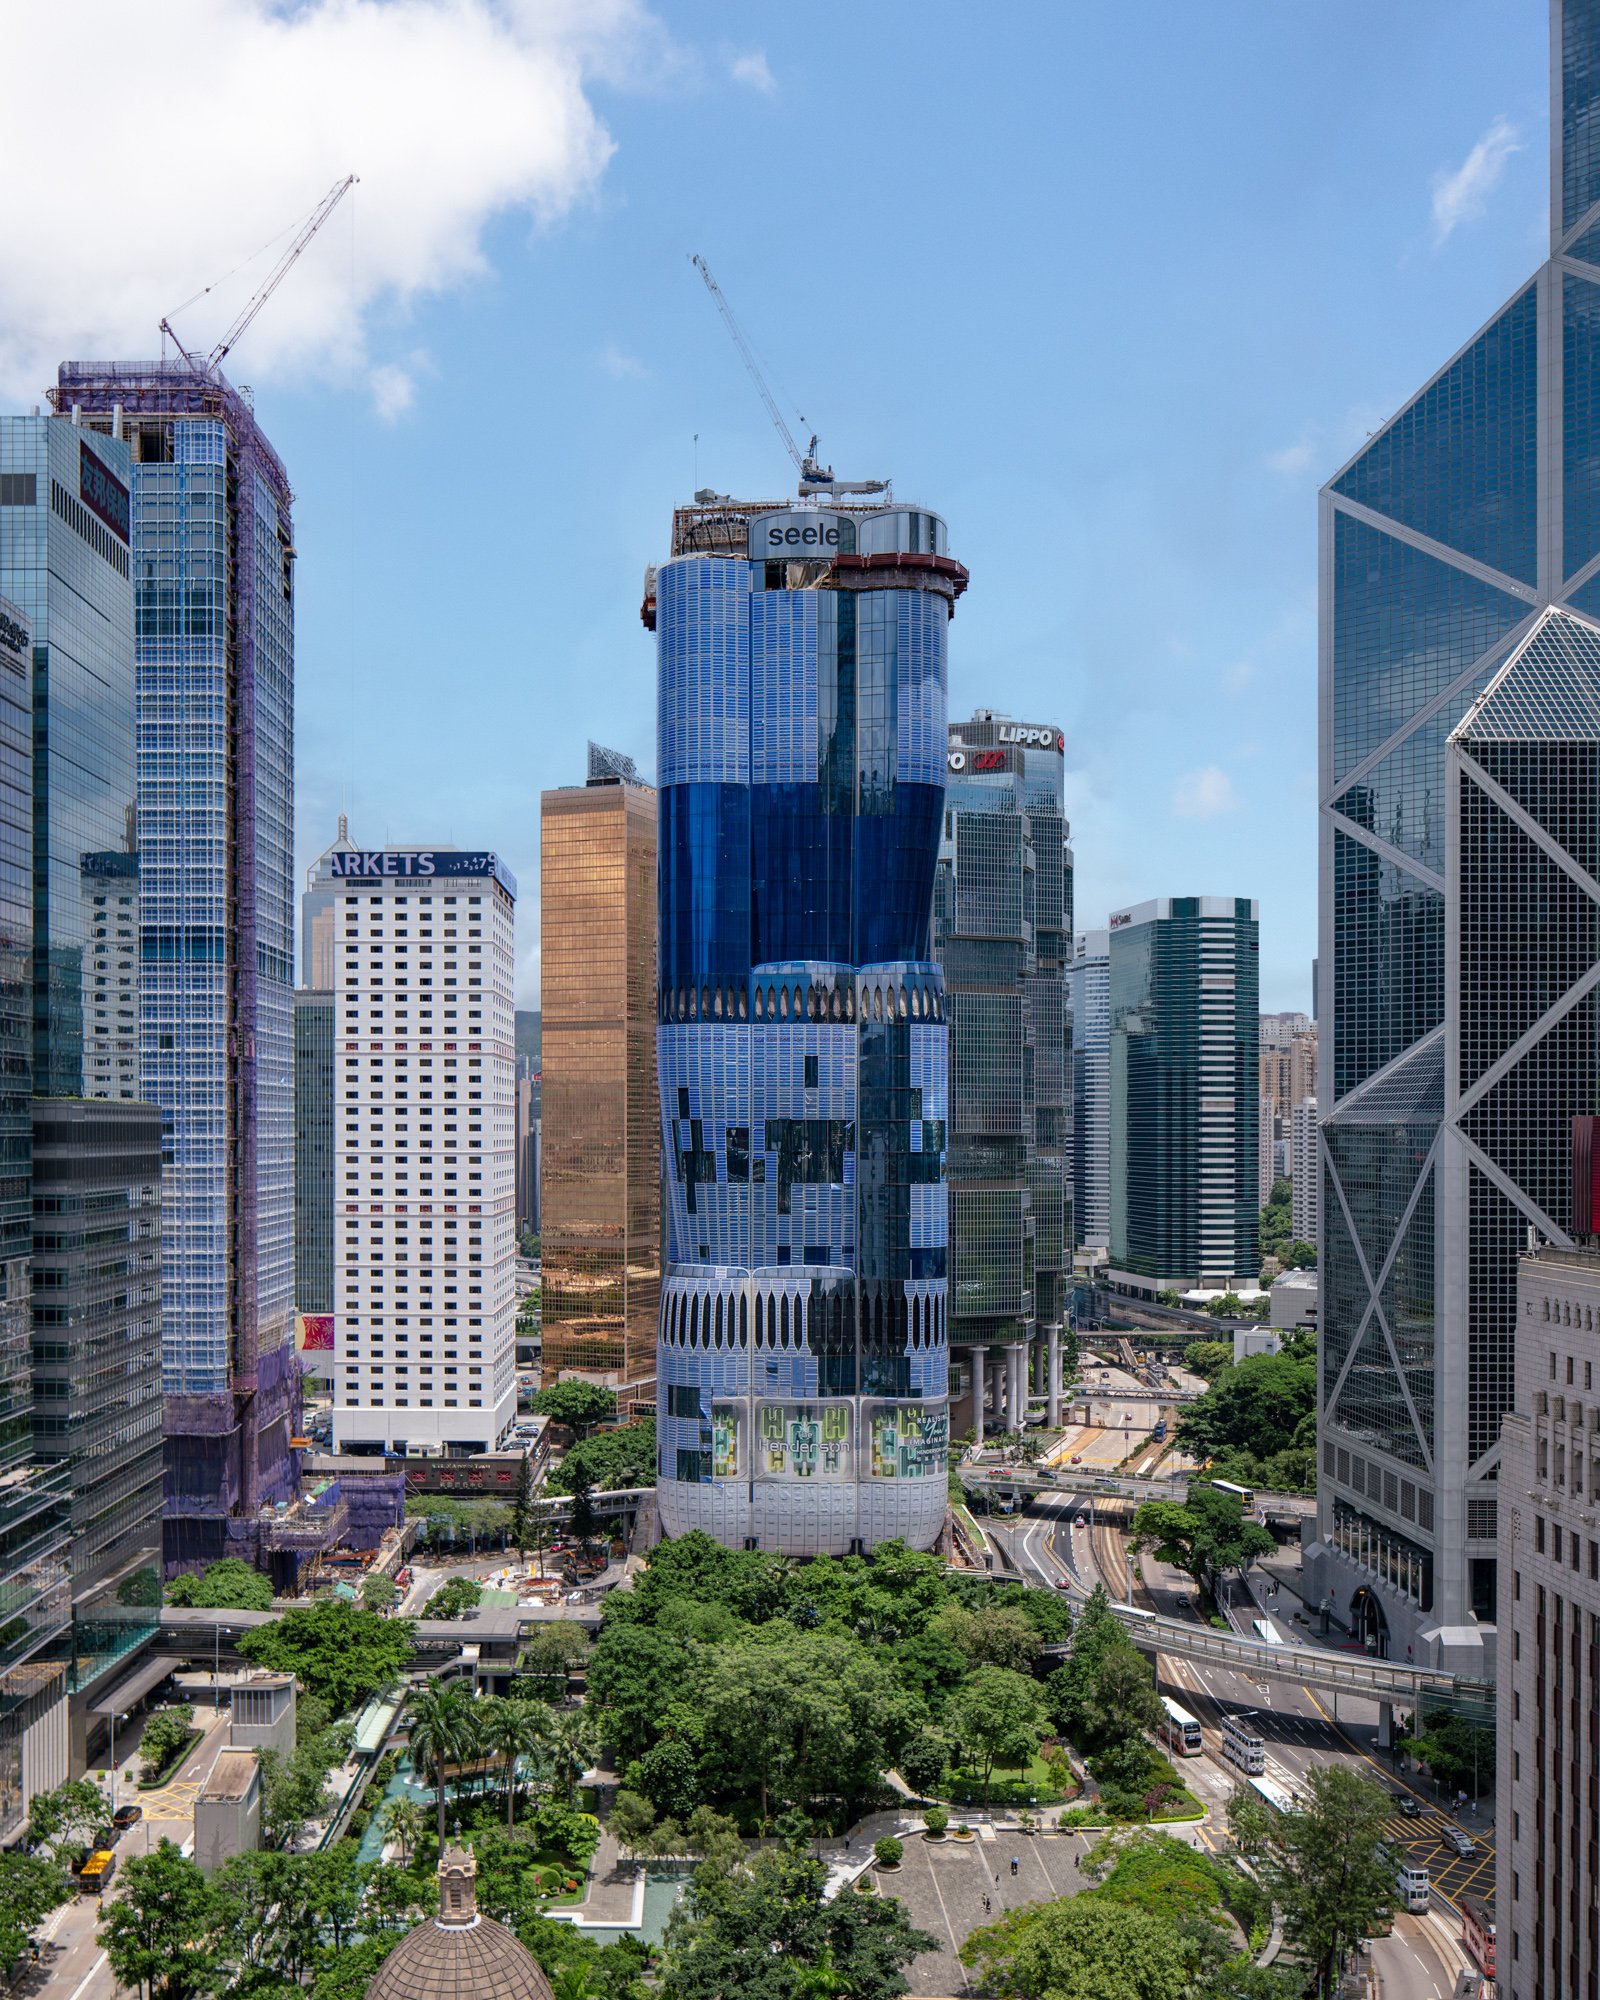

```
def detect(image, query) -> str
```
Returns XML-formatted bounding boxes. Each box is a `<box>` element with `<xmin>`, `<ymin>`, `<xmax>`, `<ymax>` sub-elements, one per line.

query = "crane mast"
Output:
<box><xmin>690</xmin><ymin>253</ymin><xmax>886</xmax><ymax>498</ymax></box>
<box><xmin>161</xmin><ymin>174</ymin><xmax>359</xmax><ymax>377</ymax></box>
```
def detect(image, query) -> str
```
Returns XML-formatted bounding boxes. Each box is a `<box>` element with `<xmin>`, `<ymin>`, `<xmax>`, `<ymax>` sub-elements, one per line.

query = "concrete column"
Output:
<box><xmin>1046</xmin><ymin>1323</ymin><xmax>1061</xmax><ymax>1428</ymax></box>
<box><xmin>1007</xmin><ymin>1343</ymin><xmax>1028</xmax><ymax>1432</ymax></box>
<box><xmin>968</xmin><ymin>1346</ymin><xmax>988</xmax><ymax>1446</ymax></box>
<box><xmin>1032</xmin><ymin>1342</ymin><xmax>1044</xmax><ymax>1395</ymax></box>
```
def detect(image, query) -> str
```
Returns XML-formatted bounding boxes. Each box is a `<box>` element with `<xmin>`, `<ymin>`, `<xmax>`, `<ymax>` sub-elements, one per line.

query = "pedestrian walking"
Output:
<box><xmin>1010</xmin><ymin>1855</ymin><xmax>1020</xmax><ymax>1876</ymax></box>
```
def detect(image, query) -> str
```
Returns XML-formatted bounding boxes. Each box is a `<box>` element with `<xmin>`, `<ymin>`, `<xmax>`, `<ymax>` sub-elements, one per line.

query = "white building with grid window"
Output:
<box><xmin>330</xmin><ymin>849</ymin><xmax>517</xmax><ymax>1453</ymax></box>
<box><xmin>1289</xmin><ymin>1097</ymin><xmax>1318</xmax><ymax>1246</ymax></box>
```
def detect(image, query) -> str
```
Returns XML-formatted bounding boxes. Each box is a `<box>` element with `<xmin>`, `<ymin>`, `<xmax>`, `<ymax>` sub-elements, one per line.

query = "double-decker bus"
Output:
<box><xmin>1208</xmin><ymin>1478</ymin><xmax>1257</xmax><ymax>1512</ymax></box>
<box><xmin>1397</xmin><ymin>1864</ymin><xmax>1430</xmax><ymax>1913</ymax></box>
<box><xmin>1158</xmin><ymin>1695</ymin><xmax>1203</xmax><ymax>1758</ymax></box>
<box><xmin>1461</xmin><ymin>1899</ymin><xmax>1495</xmax><ymax>1978</ymax></box>
<box><xmin>1220</xmin><ymin>1712</ymin><xmax>1265</xmax><ymax>1774</ymax></box>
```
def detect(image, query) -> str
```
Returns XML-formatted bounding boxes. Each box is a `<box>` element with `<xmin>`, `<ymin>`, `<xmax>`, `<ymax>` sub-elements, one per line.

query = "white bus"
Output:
<box><xmin>1248</xmin><ymin>1775</ymin><xmax>1299</xmax><ymax>1817</ymax></box>
<box><xmin>1220</xmin><ymin>1712</ymin><xmax>1265</xmax><ymax>1774</ymax></box>
<box><xmin>1159</xmin><ymin>1695</ymin><xmax>1204</xmax><ymax>1758</ymax></box>
<box><xmin>1252</xmin><ymin>1617</ymin><xmax>1284</xmax><ymax>1646</ymax></box>
<box><xmin>1398</xmin><ymin>1864</ymin><xmax>1430</xmax><ymax>1913</ymax></box>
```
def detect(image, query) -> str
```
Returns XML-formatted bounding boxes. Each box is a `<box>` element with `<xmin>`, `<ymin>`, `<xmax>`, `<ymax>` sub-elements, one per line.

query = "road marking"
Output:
<box><xmin>67</xmin><ymin>1953</ymin><xmax>107</xmax><ymax>2000</ymax></box>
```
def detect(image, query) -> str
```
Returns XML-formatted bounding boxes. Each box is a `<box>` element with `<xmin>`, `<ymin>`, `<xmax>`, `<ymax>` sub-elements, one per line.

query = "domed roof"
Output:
<box><xmin>368</xmin><ymin>1847</ymin><xmax>555</xmax><ymax>2000</ymax></box>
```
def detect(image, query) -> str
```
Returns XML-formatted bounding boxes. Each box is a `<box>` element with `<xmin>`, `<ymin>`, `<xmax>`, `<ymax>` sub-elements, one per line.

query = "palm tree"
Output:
<box><xmin>381</xmin><ymin>1794</ymin><xmax>426</xmax><ymax>1866</ymax></box>
<box><xmin>406</xmin><ymin>1678</ymin><xmax>480</xmax><ymax>1851</ymax></box>
<box><xmin>479</xmin><ymin>1698</ymin><xmax>550</xmax><ymax>1829</ymax></box>
<box><xmin>545</xmin><ymin>1707</ymin><xmax>597</xmax><ymax>1806</ymax></box>
<box><xmin>550</xmin><ymin>1966</ymin><xmax>592</xmax><ymax>2000</ymax></box>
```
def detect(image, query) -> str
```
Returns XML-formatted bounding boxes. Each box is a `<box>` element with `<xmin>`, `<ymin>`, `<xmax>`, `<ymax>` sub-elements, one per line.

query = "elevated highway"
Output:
<box><xmin>960</xmin><ymin>1465</ymin><xmax>1316</xmax><ymax>1526</ymax></box>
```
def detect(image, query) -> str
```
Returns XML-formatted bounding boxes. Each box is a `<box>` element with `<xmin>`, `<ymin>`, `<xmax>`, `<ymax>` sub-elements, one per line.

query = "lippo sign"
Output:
<box><xmin>748</xmin><ymin>510</ymin><xmax>857</xmax><ymax>561</ymax></box>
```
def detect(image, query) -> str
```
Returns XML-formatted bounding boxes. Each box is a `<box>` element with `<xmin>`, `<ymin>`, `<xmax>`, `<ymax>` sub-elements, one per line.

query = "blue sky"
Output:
<box><xmin>2</xmin><ymin>1</ymin><xmax>1557</xmax><ymax>1007</ymax></box>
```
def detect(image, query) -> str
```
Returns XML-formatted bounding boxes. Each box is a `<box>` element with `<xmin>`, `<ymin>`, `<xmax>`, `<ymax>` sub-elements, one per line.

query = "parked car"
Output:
<box><xmin>1443</xmin><ymin>1829</ymin><xmax>1475</xmax><ymax>1857</ymax></box>
<box><xmin>111</xmin><ymin>1805</ymin><xmax>142</xmax><ymax>1831</ymax></box>
<box><xmin>1396</xmin><ymin>1794</ymin><xmax>1421</xmax><ymax>1818</ymax></box>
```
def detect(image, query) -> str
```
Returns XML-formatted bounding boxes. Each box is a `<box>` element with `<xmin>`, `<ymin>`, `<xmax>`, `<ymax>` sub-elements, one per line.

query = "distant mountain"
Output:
<box><xmin>516</xmin><ymin>1010</ymin><xmax>541</xmax><ymax>1066</ymax></box>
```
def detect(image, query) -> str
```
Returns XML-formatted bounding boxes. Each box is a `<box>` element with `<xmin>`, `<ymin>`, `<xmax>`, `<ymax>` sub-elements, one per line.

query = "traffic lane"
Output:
<box><xmin>1369</xmin><ymin>1911</ymin><xmax>1460</xmax><ymax>2000</ymax></box>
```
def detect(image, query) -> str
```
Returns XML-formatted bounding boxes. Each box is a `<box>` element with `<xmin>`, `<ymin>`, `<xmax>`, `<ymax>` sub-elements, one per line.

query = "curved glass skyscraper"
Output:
<box><xmin>650</xmin><ymin>498</ymin><xmax>962</xmax><ymax>1554</ymax></box>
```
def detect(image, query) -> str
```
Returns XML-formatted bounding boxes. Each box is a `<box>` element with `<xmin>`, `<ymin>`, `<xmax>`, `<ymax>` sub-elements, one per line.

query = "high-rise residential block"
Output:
<box><xmin>56</xmin><ymin>364</ymin><xmax>298</xmax><ymax>1569</ymax></box>
<box><xmin>1257</xmin><ymin>1094</ymin><xmax>1278</xmax><ymax>1211</ymax></box>
<box><xmin>1107</xmin><ymin>897</ymin><xmax>1259</xmax><ymax>1297</ymax></box>
<box><xmin>649</xmin><ymin>495</ymin><xmax>958</xmax><ymax>1555</ymax></box>
<box><xmin>1289</xmin><ymin>1097</ymin><xmax>1318</xmax><ymax>1246</ymax></box>
<box><xmin>935</xmin><ymin>710</ymin><xmax>1072</xmax><ymax>1435</ymax></box>
<box><xmin>0</xmin><ymin>597</ymin><xmax>70</xmax><ymax>1828</ymax></box>
<box><xmin>539</xmin><ymin>747</ymin><xmax>658</xmax><ymax>1398</ymax></box>
<box><xmin>1069</xmin><ymin>929</ymin><xmax>1111</xmax><ymax>1256</ymax></box>
<box><xmin>0</xmin><ymin>414</ymin><xmax>163</xmax><ymax>1701</ymax></box>
<box><xmin>330</xmin><ymin>848</ymin><xmax>516</xmax><ymax>1453</ymax></box>
<box><xmin>1312</xmin><ymin>0</ymin><xmax>1600</xmax><ymax>1663</ymax></box>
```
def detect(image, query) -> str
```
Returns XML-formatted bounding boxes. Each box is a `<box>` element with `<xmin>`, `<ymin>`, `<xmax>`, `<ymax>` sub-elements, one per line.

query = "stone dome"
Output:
<box><xmin>368</xmin><ymin>1847</ymin><xmax>555</xmax><ymax>2000</ymax></box>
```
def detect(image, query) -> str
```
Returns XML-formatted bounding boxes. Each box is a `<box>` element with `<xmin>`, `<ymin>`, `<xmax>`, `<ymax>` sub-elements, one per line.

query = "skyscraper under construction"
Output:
<box><xmin>56</xmin><ymin>361</ymin><xmax>298</xmax><ymax>1570</ymax></box>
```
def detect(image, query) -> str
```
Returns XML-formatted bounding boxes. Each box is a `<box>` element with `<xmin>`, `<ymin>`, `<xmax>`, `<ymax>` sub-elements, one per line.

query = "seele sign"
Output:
<box><xmin>748</xmin><ymin>510</ymin><xmax>857</xmax><ymax>561</ymax></box>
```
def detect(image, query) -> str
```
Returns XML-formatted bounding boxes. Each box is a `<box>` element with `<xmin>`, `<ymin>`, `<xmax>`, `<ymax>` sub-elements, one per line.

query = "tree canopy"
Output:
<box><xmin>165</xmin><ymin>1557</ymin><xmax>275</xmax><ymax>1611</ymax></box>
<box><xmin>532</xmin><ymin>1381</ymin><xmax>618</xmax><ymax>1432</ymax></box>
<box><xmin>236</xmin><ymin>1598</ymin><xmax>415</xmax><ymax>1714</ymax></box>
<box><xmin>1131</xmin><ymin>1486</ymin><xmax>1274</xmax><ymax>1596</ymax></box>
<box><xmin>548</xmin><ymin>1420</ymin><xmax>656</xmax><ymax>1495</ymax></box>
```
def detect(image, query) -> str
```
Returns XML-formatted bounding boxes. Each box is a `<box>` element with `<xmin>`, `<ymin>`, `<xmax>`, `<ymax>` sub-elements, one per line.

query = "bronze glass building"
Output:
<box><xmin>539</xmin><ymin>748</ymin><xmax>659</xmax><ymax>1400</ymax></box>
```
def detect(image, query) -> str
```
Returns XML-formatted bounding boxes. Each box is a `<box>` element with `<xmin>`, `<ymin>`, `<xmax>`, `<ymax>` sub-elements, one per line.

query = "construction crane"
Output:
<box><xmin>161</xmin><ymin>174</ymin><xmax>359</xmax><ymax>376</ymax></box>
<box><xmin>690</xmin><ymin>253</ymin><xmax>886</xmax><ymax>498</ymax></box>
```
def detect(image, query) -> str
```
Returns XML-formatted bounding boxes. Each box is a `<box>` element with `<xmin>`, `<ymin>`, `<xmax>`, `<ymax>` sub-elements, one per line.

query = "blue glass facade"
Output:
<box><xmin>57</xmin><ymin>366</ymin><xmax>298</xmax><ymax>1570</ymax></box>
<box><xmin>653</xmin><ymin>505</ymin><xmax>959</xmax><ymax>1554</ymax></box>
<box><xmin>1315</xmin><ymin>1</ymin><xmax>1600</xmax><ymax>1656</ymax></box>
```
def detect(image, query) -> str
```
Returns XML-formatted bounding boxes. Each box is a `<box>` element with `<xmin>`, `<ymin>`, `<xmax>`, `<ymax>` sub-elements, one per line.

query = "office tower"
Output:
<box><xmin>302</xmin><ymin>816</ymin><xmax>355</xmax><ymax>988</ymax></box>
<box><xmin>1499</xmin><ymin>1173</ymin><xmax>1600</xmax><ymax>1998</ymax></box>
<box><xmin>650</xmin><ymin>494</ymin><xmax>957</xmax><ymax>1555</ymax></box>
<box><xmin>539</xmin><ymin>746</ymin><xmax>659</xmax><ymax>1400</ymax></box>
<box><xmin>55</xmin><ymin>363</ymin><xmax>298</xmax><ymax>1569</ymax></box>
<box><xmin>1289</xmin><ymin>1098</ymin><xmax>1318</xmax><ymax>1246</ymax></box>
<box><xmin>1069</xmin><ymin>929</ymin><xmax>1111</xmax><ymax>1255</ymax></box>
<box><xmin>1312</xmin><ymin>0</ymin><xmax>1600</xmax><ymax>1661</ymax></box>
<box><xmin>330</xmin><ymin>847</ymin><xmax>517</xmax><ymax>1453</ymax></box>
<box><xmin>294</xmin><ymin>989</ymin><xmax>335</xmax><ymax>1317</ymax></box>
<box><xmin>0</xmin><ymin>416</ymin><xmax>163</xmax><ymax>1699</ymax></box>
<box><xmin>1107</xmin><ymin>897</ymin><xmax>1260</xmax><ymax>1296</ymax></box>
<box><xmin>0</xmin><ymin>599</ymin><xmax>70</xmax><ymax>1828</ymax></box>
<box><xmin>935</xmin><ymin>710</ymin><xmax>1072</xmax><ymax>1434</ymax></box>
<box><xmin>515</xmin><ymin>1070</ymin><xmax>540</xmax><ymax>1235</ymax></box>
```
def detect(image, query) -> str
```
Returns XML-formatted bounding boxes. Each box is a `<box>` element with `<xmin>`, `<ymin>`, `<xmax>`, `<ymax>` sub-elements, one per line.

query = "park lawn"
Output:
<box><xmin>940</xmin><ymin>1751</ymin><xmax>1071</xmax><ymax>1805</ymax></box>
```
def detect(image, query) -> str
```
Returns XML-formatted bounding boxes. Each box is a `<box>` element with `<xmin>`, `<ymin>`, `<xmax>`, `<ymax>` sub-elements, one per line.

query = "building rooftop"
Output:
<box><xmin>367</xmin><ymin>1846</ymin><xmax>554</xmax><ymax>2000</ymax></box>
<box><xmin>200</xmin><ymin>1750</ymin><xmax>259</xmax><ymax>1802</ymax></box>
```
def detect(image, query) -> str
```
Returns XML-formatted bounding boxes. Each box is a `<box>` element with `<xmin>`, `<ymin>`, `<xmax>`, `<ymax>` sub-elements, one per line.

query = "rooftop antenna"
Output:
<box><xmin>161</xmin><ymin>174</ymin><xmax>359</xmax><ymax>376</ymax></box>
<box><xmin>690</xmin><ymin>253</ymin><xmax>886</xmax><ymax>499</ymax></box>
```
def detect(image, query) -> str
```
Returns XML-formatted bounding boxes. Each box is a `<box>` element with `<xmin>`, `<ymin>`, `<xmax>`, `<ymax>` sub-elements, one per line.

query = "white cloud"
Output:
<box><xmin>1173</xmin><ymin>765</ymin><xmax>1240</xmax><ymax>819</ymax></box>
<box><xmin>369</xmin><ymin>362</ymin><xmax>418</xmax><ymax>423</ymax></box>
<box><xmin>729</xmin><ymin>50</ymin><xmax>775</xmax><ymax>93</ymax></box>
<box><xmin>598</xmin><ymin>341</ymin><xmax>648</xmax><ymax>381</ymax></box>
<box><xmin>0</xmin><ymin>0</ymin><xmax>661</xmax><ymax>410</ymax></box>
<box><xmin>1222</xmin><ymin>660</ymin><xmax>1255</xmax><ymax>695</ymax></box>
<box><xmin>1432</xmin><ymin>115</ymin><xmax>1521</xmax><ymax>246</ymax></box>
<box><xmin>1265</xmin><ymin>437</ymin><xmax>1318</xmax><ymax>477</ymax></box>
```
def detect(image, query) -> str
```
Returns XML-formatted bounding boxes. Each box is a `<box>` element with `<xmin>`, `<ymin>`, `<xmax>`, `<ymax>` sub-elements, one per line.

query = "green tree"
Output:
<box><xmin>1178</xmin><ymin>1351</ymin><xmax>1316</xmax><ymax>1468</ymax></box>
<box><xmin>165</xmin><ymin>1558</ymin><xmax>274</xmax><ymax>1612</ymax></box>
<box><xmin>138</xmin><ymin>1704</ymin><xmax>197</xmax><ymax>1781</ymax></box>
<box><xmin>1180</xmin><ymin>1341</ymin><xmax>1234</xmax><ymax>1382</ymax></box>
<box><xmin>961</xmin><ymin>1895</ymin><xmax>1197</xmax><ymax>2000</ymax></box>
<box><xmin>26</xmin><ymin>1778</ymin><xmax>109</xmax><ymax>1859</ymax></box>
<box><xmin>568</xmin><ymin>1479</ymin><xmax>601</xmax><ymax>1551</ymax></box>
<box><xmin>1398</xmin><ymin>1709</ymin><xmax>1495</xmax><ymax>1796</ymax></box>
<box><xmin>698</xmin><ymin>1629</ymin><xmax>922</xmax><ymax>1819</ymax></box>
<box><xmin>381</xmin><ymin>1794</ymin><xmax>426</xmax><ymax>1865</ymax></box>
<box><xmin>1204</xmin><ymin>1293</ymin><xmax>1246</xmax><ymax>1320</ymax></box>
<box><xmin>98</xmin><ymin>1839</ymin><xmax>219</xmax><ymax>2000</ymax></box>
<box><xmin>929</xmin><ymin>1600</ymin><xmax>1041</xmax><ymax>1674</ymax></box>
<box><xmin>1130</xmin><ymin>1487</ymin><xmax>1273</xmax><ymax>1599</ymax></box>
<box><xmin>309</xmin><ymin>1936</ymin><xmax>404</xmax><ymax>2000</ymax></box>
<box><xmin>1282</xmin><ymin>1240</ymin><xmax>1317</xmax><ymax>1270</ymax></box>
<box><xmin>236</xmin><ymin>1598</ymin><xmax>415</xmax><ymax>1713</ymax></box>
<box><xmin>944</xmin><ymin>1665</ymin><xmax>1050</xmax><ymax>1801</ymax></box>
<box><xmin>405</xmin><ymin>1678</ymin><xmax>482</xmax><ymax>1849</ymax></box>
<box><xmin>551</xmin><ymin>1423</ymin><xmax>656</xmax><ymax>1497</ymax></box>
<box><xmin>586</xmin><ymin>1624</ymin><xmax>696</xmax><ymax>1764</ymax></box>
<box><xmin>546</xmin><ymin>1707</ymin><xmax>599</xmax><ymax>1805</ymax></box>
<box><xmin>533</xmin><ymin>1381</ymin><xmax>618</xmax><ymax>1433</ymax></box>
<box><xmin>609</xmin><ymin>1789</ymin><xmax>657</xmax><ymax>1858</ymax></box>
<box><xmin>423</xmin><ymin>1576</ymin><xmax>483</xmax><ymax>1620</ymax></box>
<box><xmin>0</xmin><ymin>1853</ymin><xmax>71</xmax><ymax>1970</ymax></box>
<box><xmin>1259</xmin><ymin>1177</ymin><xmax>1293</xmax><ymax>1263</ymax></box>
<box><xmin>660</xmin><ymin>1848</ymin><xmax>934</xmax><ymax>2000</ymax></box>
<box><xmin>509</xmin><ymin>1450</ymin><xmax>537</xmax><ymax>1558</ymax></box>
<box><xmin>1076</xmin><ymin>1644</ymin><xmax>1163</xmax><ymax>1754</ymax></box>
<box><xmin>897</xmin><ymin>1731</ymin><xmax>947</xmax><ymax>1797</ymax></box>
<box><xmin>516</xmin><ymin>1620</ymin><xmax>590</xmax><ymax>1698</ymax></box>
<box><xmin>1227</xmin><ymin>1765</ymin><xmax>1399</xmax><ymax>1997</ymax></box>
<box><xmin>363</xmin><ymin>1572</ymin><xmax>399</xmax><ymax>1614</ymax></box>
<box><xmin>480</xmin><ymin>1697</ymin><xmax>551</xmax><ymax>1828</ymax></box>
